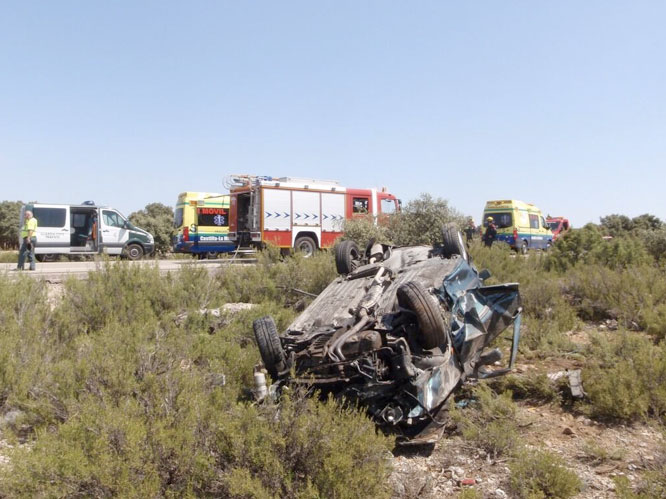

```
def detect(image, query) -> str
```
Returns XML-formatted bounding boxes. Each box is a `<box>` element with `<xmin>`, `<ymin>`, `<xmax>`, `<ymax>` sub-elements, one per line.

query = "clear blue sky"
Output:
<box><xmin>1</xmin><ymin>1</ymin><xmax>664</xmax><ymax>227</ymax></box>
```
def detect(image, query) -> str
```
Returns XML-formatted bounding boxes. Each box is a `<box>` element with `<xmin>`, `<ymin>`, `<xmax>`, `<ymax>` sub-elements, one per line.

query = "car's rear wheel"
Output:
<box><xmin>335</xmin><ymin>240</ymin><xmax>361</xmax><ymax>274</ymax></box>
<box><xmin>397</xmin><ymin>281</ymin><xmax>448</xmax><ymax>349</ymax></box>
<box><xmin>253</xmin><ymin>316</ymin><xmax>288</xmax><ymax>380</ymax></box>
<box><xmin>36</xmin><ymin>254</ymin><xmax>56</xmax><ymax>263</ymax></box>
<box><xmin>441</xmin><ymin>223</ymin><xmax>468</xmax><ymax>261</ymax></box>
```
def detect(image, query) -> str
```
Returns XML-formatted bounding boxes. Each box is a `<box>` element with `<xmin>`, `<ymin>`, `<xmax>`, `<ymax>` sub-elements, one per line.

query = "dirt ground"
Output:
<box><xmin>389</xmin><ymin>401</ymin><xmax>663</xmax><ymax>498</ymax></box>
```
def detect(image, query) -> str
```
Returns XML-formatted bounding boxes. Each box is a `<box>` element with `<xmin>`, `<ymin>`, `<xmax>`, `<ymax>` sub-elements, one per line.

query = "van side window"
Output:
<box><xmin>32</xmin><ymin>207</ymin><xmax>66</xmax><ymax>228</ymax></box>
<box><xmin>529</xmin><ymin>214</ymin><xmax>540</xmax><ymax>229</ymax></box>
<box><xmin>103</xmin><ymin>210</ymin><xmax>125</xmax><ymax>228</ymax></box>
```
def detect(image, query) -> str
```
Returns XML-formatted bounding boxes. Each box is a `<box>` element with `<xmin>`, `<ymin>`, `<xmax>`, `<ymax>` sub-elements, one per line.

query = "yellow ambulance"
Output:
<box><xmin>482</xmin><ymin>200</ymin><xmax>554</xmax><ymax>253</ymax></box>
<box><xmin>173</xmin><ymin>192</ymin><xmax>236</xmax><ymax>258</ymax></box>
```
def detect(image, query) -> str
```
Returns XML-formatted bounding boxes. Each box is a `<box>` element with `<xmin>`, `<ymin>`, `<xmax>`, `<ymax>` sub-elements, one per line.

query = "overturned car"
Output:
<box><xmin>252</xmin><ymin>224</ymin><xmax>522</xmax><ymax>443</ymax></box>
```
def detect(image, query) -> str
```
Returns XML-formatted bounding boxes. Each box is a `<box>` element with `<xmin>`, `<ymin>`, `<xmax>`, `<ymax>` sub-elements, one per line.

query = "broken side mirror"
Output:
<box><xmin>479</xmin><ymin>269</ymin><xmax>491</xmax><ymax>281</ymax></box>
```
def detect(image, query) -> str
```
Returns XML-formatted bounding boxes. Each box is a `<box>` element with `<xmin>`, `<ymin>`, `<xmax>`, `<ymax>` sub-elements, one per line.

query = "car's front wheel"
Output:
<box><xmin>124</xmin><ymin>243</ymin><xmax>144</xmax><ymax>260</ymax></box>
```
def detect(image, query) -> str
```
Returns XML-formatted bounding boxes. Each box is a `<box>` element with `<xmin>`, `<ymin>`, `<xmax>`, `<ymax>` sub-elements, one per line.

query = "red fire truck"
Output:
<box><xmin>226</xmin><ymin>175</ymin><xmax>400</xmax><ymax>255</ymax></box>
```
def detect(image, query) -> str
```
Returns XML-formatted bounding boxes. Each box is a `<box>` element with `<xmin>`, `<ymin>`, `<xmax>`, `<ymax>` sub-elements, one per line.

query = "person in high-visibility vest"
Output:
<box><xmin>17</xmin><ymin>210</ymin><xmax>38</xmax><ymax>271</ymax></box>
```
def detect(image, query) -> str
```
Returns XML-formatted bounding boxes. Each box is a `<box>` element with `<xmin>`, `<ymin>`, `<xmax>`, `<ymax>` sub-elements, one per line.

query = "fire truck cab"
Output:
<box><xmin>226</xmin><ymin>175</ymin><xmax>399</xmax><ymax>255</ymax></box>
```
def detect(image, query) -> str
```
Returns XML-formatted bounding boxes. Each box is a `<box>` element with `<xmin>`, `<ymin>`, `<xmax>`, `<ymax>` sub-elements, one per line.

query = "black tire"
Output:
<box><xmin>125</xmin><ymin>243</ymin><xmax>144</xmax><ymax>260</ymax></box>
<box><xmin>36</xmin><ymin>254</ymin><xmax>56</xmax><ymax>263</ymax></box>
<box><xmin>294</xmin><ymin>236</ymin><xmax>317</xmax><ymax>257</ymax></box>
<box><xmin>520</xmin><ymin>240</ymin><xmax>528</xmax><ymax>255</ymax></box>
<box><xmin>397</xmin><ymin>281</ymin><xmax>448</xmax><ymax>349</ymax></box>
<box><xmin>441</xmin><ymin>223</ymin><xmax>468</xmax><ymax>261</ymax></box>
<box><xmin>253</xmin><ymin>316</ymin><xmax>287</xmax><ymax>379</ymax></box>
<box><xmin>335</xmin><ymin>240</ymin><xmax>361</xmax><ymax>274</ymax></box>
<box><xmin>206</xmin><ymin>251</ymin><xmax>219</xmax><ymax>259</ymax></box>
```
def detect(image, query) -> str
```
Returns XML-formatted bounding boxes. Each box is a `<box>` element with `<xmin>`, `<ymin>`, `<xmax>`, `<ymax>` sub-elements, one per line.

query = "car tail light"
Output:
<box><xmin>513</xmin><ymin>228</ymin><xmax>518</xmax><ymax>241</ymax></box>
<box><xmin>183</xmin><ymin>226</ymin><xmax>189</xmax><ymax>241</ymax></box>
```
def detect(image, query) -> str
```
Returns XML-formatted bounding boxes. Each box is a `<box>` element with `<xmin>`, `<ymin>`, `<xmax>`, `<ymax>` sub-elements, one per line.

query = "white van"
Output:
<box><xmin>20</xmin><ymin>202</ymin><xmax>155</xmax><ymax>261</ymax></box>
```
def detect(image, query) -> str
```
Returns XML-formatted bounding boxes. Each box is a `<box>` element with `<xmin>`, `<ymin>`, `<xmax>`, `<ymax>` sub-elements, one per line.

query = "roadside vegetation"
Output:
<box><xmin>2</xmin><ymin>198</ymin><xmax>666</xmax><ymax>495</ymax></box>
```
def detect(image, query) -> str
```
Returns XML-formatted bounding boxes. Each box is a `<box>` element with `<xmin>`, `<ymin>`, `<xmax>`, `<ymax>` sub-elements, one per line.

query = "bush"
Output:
<box><xmin>451</xmin><ymin>384</ymin><xmax>519</xmax><ymax>458</ymax></box>
<box><xmin>388</xmin><ymin>193</ymin><xmax>465</xmax><ymax>246</ymax></box>
<box><xmin>509</xmin><ymin>448</ymin><xmax>582</xmax><ymax>498</ymax></box>
<box><xmin>564</xmin><ymin>264</ymin><xmax>666</xmax><ymax>338</ymax></box>
<box><xmin>489</xmin><ymin>373</ymin><xmax>561</xmax><ymax>403</ymax></box>
<box><xmin>582</xmin><ymin>332</ymin><xmax>666</xmax><ymax>421</ymax></box>
<box><xmin>547</xmin><ymin>225</ymin><xmax>653</xmax><ymax>272</ymax></box>
<box><xmin>128</xmin><ymin>202</ymin><xmax>175</xmax><ymax>255</ymax></box>
<box><xmin>0</xmin><ymin>264</ymin><xmax>393</xmax><ymax>497</ymax></box>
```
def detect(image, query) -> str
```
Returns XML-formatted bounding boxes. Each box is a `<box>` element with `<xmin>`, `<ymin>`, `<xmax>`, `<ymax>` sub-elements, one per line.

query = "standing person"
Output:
<box><xmin>17</xmin><ymin>210</ymin><xmax>38</xmax><ymax>271</ymax></box>
<box><xmin>464</xmin><ymin>218</ymin><xmax>476</xmax><ymax>245</ymax></box>
<box><xmin>483</xmin><ymin>216</ymin><xmax>497</xmax><ymax>248</ymax></box>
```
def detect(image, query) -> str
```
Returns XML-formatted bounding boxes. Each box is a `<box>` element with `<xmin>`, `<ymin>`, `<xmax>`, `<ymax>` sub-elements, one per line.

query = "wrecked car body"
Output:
<box><xmin>253</xmin><ymin>224</ymin><xmax>522</xmax><ymax>443</ymax></box>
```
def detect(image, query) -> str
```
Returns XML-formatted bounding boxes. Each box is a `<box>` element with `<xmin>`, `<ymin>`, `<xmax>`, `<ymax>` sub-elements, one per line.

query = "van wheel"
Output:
<box><xmin>125</xmin><ymin>244</ymin><xmax>144</xmax><ymax>260</ymax></box>
<box><xmin>253</xmin><ymin>316</ymin><xmax>288</xmax><ymax>380</ymax></box>
<box><xmin>206</xmin><ymin>251</ymin><xmax>219</xmax><ymax>259</ymax></box>
<box><xmin>335</xmin><ymin>240</ymin><xmax>361</xmax><ymax>274</ymax></box>
<box><xmin>294</xmin><ymin>236</ymin><xmax>317</xmax><ymax>257</ymax></box>
<box><xmin>441</xmin><ymin>223</ymin><xmax>468</xmax><ymax>261</ymax></box>
<box><xmin>520</xmin><ymin>241</ymin><xmax>528</xmax><ymax>255</ymax></box>
<box><xmin>36</xmin><ymin>254</ymin><xmax>56</xmax><ymax>263</ymax></box>
<box><xmin>397</xmin><ymin>281</ymin><xmax>448</xmax><ymax>349</ymax></box>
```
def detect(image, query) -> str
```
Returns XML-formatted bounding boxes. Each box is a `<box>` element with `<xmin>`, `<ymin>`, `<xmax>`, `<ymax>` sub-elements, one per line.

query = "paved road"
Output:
<box><xmin>0</xmin><ymin>257</ymin><xmax>255</xmax><ymax>281</ymax></box>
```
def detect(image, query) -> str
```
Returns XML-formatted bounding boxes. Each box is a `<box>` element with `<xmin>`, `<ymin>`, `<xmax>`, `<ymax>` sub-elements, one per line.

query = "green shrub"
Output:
<box><xmin>547</xmin><ymin>224</ymin><xmax>653</xmax><ymax>272</ymax></box>
<box><xmin>0</xmin><ymin>250</ymin><xmax>17</xmax><ymax>263</ymax></box>
<box><xmin>340</xmin><ymin>215</ymin><xmax>392</xmax><ymax>247</ymax></box>
<box><xmin>509</xmin><ymin>449</ymin><xmax>582</xmax><ymax>499</ymax></box>
<box><xmin>0</xmin><ymin>263</ymin><xmax>393</xmax><ymax>497</ymax></box>
<box><xmin>564</xmin><ymin>263</ymin><xmax>666</xmax><ymax>337</ymax></box>
<box><xmin>451</xmin><ymin>384</ymin><xmax>519</xmax><ymax>458</ymax></box>
<box><xmin>216</xmin><ymin>250</ymin><xmax>336</xmax><ymax>306</ymax></box>
<box><xmin>489</xmin><ymin>373</ymin><xmax>560</xmax><ymax>403</ymax></box>
<box><xmin>388</xmin><ymin>193</ymin><xmax>465</xmax><ymax>246</ymax></box>
<box><xmin>582</xmin><ymin>332</ymin><xmax>666</xmax><ymax>421</ymax></box>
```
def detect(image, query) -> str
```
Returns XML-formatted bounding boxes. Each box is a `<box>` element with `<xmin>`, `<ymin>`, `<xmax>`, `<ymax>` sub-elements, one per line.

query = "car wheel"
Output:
<box><xmin>335</xmin><ymin>240</ymin><xmax>361</xmax><ymax>274</ymax></box>
<box><xmin>36</xmin><ymin>254</ymin><xmax>56</xmax><ymax>263</ymax></box>
<box><xmin>125</xmin><ymin>243</ymin><xmax>144</xmax><ymax>260</ymax></box>
<box><xmin>294</xmin><ymin>236</ymin><xmax>317</xmax><ymax>257</ymax></box>
<box><xmin>253</xmin><ymin>316</ymin><xmax>288</xmax><ymax>380</ymax></box>
<box><xmin>520</xmin><ymin>241</ymin><xmax>528</xmax><ymax>255</ymax></box>
<box><xmin>397</xmin><ymin>281</ymin><xmax>448</xmax><ymax>349</ymax></box>
<box><xmin>441</xmin><ymin>223</ymin><xmax>468</xmax><ymax>261</ymax></box>
<box><xmin>206</xmin><ymin>251</ymin><xmax>219</xmax><ymax>259</ymax></box>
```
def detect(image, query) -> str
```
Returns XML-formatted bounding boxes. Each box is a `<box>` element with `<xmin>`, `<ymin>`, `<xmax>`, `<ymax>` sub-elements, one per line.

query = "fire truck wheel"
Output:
<box><xmin>441</xmin><ymin>223</ymin><xmax>468</xmax><ymax>262</ymax></box>
<box><xmin>253</xmin><ymin>315</ymin><xmax>288</xmax><ymax>380</ymax></box>
<box><xmin>397</xmin><ymin>281</ymin><xmax>448</xmax><ymax>350</ymax></box>
<box><xmin>335</xmin><ymin>240</ymin><xmax>361</xmax><ymax>274</ymax></box>
<box><xmin>294</xmin><ymin>236</ymin><xmax>317</xmax><ymax>257</ymax></box>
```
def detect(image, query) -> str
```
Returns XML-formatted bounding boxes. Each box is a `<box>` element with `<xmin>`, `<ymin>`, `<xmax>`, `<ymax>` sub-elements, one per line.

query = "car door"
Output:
<box><xmin>31</xmin><ymin>205</ymin><xmax>71</xmax><ymax>254</ymax></box>
<box><xmin>100</xmin><ymin>209</ymin><xmax>129</xmax><ymax>254</ymax></box>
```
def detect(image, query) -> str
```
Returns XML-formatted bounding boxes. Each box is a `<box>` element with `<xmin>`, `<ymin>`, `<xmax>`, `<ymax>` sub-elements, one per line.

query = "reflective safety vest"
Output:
<box><xmin>21</xmin><ymin>217</ymin><xmax>38</xmax><ymax>238</ymax></box>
